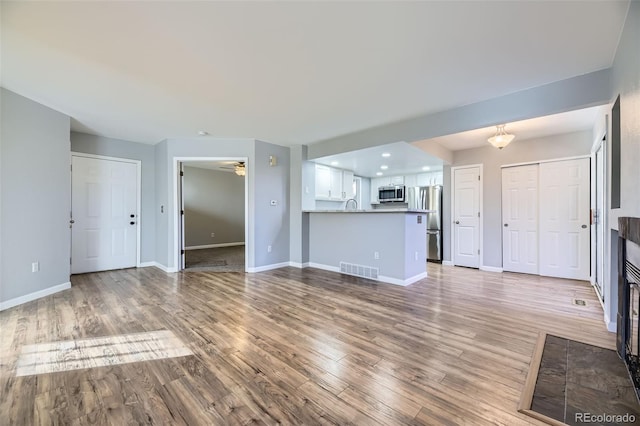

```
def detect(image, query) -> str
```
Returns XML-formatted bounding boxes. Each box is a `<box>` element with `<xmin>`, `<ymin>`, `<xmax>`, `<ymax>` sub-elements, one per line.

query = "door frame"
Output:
<box><xmin>450</xmin><ymin>164</ymin><xmax>483</xmax><ymax>269</ymax></box>
<box><xmin>172</xmin><ymin>157</ymin><xmax>249</xmax><ymax>272</ymax></box>
<box><xmin>500</xmin><ymin>154</ymin><xmax>592</xmax><ymax>278</ymax></box>
<box><xmin>591</xmin><ymin>134</ymin><xmax>607</xmax><ymax>304</ymax></box>
<box><xmin>70</xmin><ymin>152</ymin><xmax>142</xmax><ymax>268</ymax></box>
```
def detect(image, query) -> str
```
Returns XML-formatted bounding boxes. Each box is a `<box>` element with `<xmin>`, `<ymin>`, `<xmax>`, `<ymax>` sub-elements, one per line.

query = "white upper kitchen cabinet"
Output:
<box><xmin>330</xmin><ymin>168</ymin><xmax>343</xmax><ymax>200</ymax></box>
<box><xmin>404</xmin><ymin>174</ymin><xmax>417</xmax><ymax>187</ymax></box>
<box><xmin>315</xmin><ymin>164</ymin><xmax>331</xmax><ymax>198</ymax></box>
<box><xmin>342</xmin><ymin>170</ymin><xmax>355</xmax><ymax>199</ymax></box>
<box><xmin>316</xmin><ymin>164</ymin><xmax>355</xmax><ymax>200</ymax></box>
<box><xmin>390</xmin><ymin>175</ymin><xmax>404</xmax><ymax>185</ymax></box>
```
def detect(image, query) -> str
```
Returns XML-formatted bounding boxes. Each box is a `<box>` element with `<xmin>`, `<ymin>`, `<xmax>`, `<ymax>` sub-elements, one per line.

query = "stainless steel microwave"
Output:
<box><xmin>379</xmin><ymin>185</ymin><xmax>405</xmax><ymax>203</ymax></box>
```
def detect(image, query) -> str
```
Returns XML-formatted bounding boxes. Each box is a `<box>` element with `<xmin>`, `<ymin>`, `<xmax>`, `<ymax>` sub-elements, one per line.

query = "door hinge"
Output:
<box><xmin>478</xmin><ymin>249</ymin><xmax>480</xmax><ymax>255</ymax></box>
<box><xmin>478</xmin><ymin>212</ymin><xmax>480</xmax><ymax>217</ymax></box>
<box><xmin>180</xmin><ymin>171</ymin><xmax>184</xmax><ymax>177</ymax></box>
<box><xmin>478</xmin><ymin>175</ymin><xmax>480</xmax><ymax>181</ymax></box>
<box><xmin>181</xmin><ymin>249</ymin><xmax>185</xmax><ymax>255</ymax></box>
<box><xmin>70</xmin><ymin>257</ymin><xmax>72</xmax><ymax>265</ymax></box>
<box><xmin>181</xmin><ymin>210</ymin><xmax>184</xmax><ymax>215</ymax></box>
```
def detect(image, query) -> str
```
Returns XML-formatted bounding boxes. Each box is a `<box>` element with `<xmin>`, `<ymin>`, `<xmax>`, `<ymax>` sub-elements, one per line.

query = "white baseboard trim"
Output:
<box><xmin>379</xmin><ymin>271</ymin><xmax>428</xmax><ymax>286</ymax></box>
<box><xmin>138</xmin><ymin>261</ymin><xmax>156</xmax><ymax>268</ymax></box>
<box><xmin>307</xmin><ymin>262</ymin><xmax>340</xmax><ymax>273</ymax></box>
<box><xmin>247</xmin><ymin>262</ymin><xmax>290</xmax><ymax>273</ymax></box>
<box><xmin>147</xmin><ymin>262</ymin><xmax>178</xmax><ymax>273</ymax></box>
<box><xmin>480</xmin><ymin>265</ymin><xmax>503</xmax><ymax>273</ymax></box>
<box><xmin>0</xmin><ymin>282</ymin><xmax>71</xmax><ymax>311</ymax></box>
<box><xmin>185</xmin><ymin>242</ymin><xmax>245</xmax><ymax>250</ymax></box>
<box><xmin>307</xmin><ymin>262</ymin><xmax>427</xmax><ymax>286</ymax></box>
<box><xmin>288</xmin><ymin>261</ymin><xmax>310</xmax><ymax>269</ymax></box>
<box><xmin>604</xmin><ymin>312</ymin><xmax>617</xmax><ymax>333</ymax></box>
<box><xmin>442</xmin><ymin>260</ymin><xmax>454</xmax><ymax>266</ymax></box>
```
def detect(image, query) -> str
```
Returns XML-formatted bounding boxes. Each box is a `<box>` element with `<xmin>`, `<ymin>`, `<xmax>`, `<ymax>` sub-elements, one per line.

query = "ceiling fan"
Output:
<box><xmin>218</xmin><ymin>161</ymin><xmax>246</xmax><ymax>176</ymax></box>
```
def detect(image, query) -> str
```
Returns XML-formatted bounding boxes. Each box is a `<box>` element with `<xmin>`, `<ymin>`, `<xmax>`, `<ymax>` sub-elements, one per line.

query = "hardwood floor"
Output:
<box><xmin>0</xmin><ymin>264</ymin><xmax>615</xmax><ymax>425</ymax></box>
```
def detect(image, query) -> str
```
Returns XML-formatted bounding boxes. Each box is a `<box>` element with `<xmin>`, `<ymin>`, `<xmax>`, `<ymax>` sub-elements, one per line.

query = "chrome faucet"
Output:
<box><xmin>345</xmin><ymin>198</ymin><xmax>358</xmax><ymax>211</ymax></box>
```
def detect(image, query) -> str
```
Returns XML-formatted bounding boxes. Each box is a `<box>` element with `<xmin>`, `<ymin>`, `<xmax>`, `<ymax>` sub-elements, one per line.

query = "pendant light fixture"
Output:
<box><xmin>488</xmin><ymin>124</ymin><xmax>515</xmax><ymax>149</ymax></box>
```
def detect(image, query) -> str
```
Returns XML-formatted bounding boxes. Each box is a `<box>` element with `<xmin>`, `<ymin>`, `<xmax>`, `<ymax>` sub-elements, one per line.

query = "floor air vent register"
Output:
<box><xmin>339</xmin><ymin>262</ymin><xmax>379</xmax><ymax>280</ymax></box>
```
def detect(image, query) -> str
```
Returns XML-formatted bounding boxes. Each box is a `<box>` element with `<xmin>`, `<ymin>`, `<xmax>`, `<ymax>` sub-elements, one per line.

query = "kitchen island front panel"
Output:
<box><xmin>307</xmin><ymin>211</ymin><xmax>427</xmax><ymax>285</ymax></box>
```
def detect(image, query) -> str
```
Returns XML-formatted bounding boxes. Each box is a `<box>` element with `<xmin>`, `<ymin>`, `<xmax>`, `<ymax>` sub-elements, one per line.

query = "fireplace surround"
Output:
<box><xmin>617</xmin><ymin>217</ymin><xmax>640</xmax><ymax>402</ymax></box>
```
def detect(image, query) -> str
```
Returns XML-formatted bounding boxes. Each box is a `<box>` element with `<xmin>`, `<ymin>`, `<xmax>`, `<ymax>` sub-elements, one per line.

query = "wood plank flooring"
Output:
<box><xmin>0</xmin><ymin>264</ymin><xmax>615</xmax><ymax>425</ymax></box>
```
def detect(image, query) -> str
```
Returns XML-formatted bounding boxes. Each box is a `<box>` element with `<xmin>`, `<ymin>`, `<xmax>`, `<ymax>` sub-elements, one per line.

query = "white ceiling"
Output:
<box><xmin>314</xmin><ymin>142</ymin><xmax>442</xmax><ymax>178</ymax></box>
<box><xmin>421</xmin><ymin>105</ymin><xmax>607</xmax><ymax>152</ymax></box>
<box><xmin>0</xmin><ymin>1</ymin><xmax>629</xmax><ymax>146</ymax></box>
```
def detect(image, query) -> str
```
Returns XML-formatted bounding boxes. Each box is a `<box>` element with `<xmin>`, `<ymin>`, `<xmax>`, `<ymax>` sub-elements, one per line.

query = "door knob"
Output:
<box><xmin>130</xmin><ymin>214</ymin><xmax>135</xmax><ymax>218</ymax></box>
<box><xmin>504</xmin><ymin>223</ymin><xmax>509</xmax><ymax>227</ymax></box>
<box><xmin>69</xmin><ymin>220</ymin><xmax>75</xmax><ymax>224</ymax></box>
<box><xmin>581</xmin><ymin>224</ymin><xmax>587</xmax><ymax>229</ymax></box>
<box><xmin>455</xmin><ymin>221</ymin><xmax>460</xmax><ymax>224</ymax></box>
<box><xmin>130</xmin><ymin>221</ymin><xmax>136</xmax><ymax>225</ymax></box>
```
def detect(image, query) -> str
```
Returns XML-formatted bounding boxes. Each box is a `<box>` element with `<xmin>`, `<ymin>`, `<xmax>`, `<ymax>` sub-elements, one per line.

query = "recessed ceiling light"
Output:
<box><xmin>422</xmin><ymin>166</ymin><xmax>431</xmax><ymax>171</ymax></box>
<box><xmin>380</xmin><ymin>165</ymin><xmax>388</xmax><ymax>170</ymax></box>
<box><xmin>382</xmin><ymin>152</ymin><xmax>391</xmax><ymax>157</ymax></box>
<box><xmin>330</xmin><ymin>161</ymin><xmax>339</xmax><ymax>166</ymax></box>
<box><xmin>376</xmin><ymin>172</ymin><xmax>383</xmax><ymax>176</ymax></box>
<box><xmin>198</xmin><ymin>131</ymin><xmax>209</xmax><ymax>136</ymax></box>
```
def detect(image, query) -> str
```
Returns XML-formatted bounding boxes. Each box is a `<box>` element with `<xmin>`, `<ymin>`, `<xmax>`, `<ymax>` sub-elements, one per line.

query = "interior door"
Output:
<box><xmin>453</xmin><ymin>167</ymin><xmax>480</xmax><ymax>268</ymax></box>
<box><xmin>71</xmin><ymin>156</ymin><xmax>137</xmax><ymax>274</ymax></box>
<box><xmin>502</xmin><ymin>165</ymin><xmax>539</xmax><ymax>274</ymax></box>
<box><xmin>539</xmin><ymin>158</ymin><xmax>590</xmax><ymax>280</ymax></box>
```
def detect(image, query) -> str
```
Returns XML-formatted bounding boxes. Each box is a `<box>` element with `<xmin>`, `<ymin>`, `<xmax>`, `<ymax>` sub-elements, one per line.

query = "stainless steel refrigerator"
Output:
<box><xmin>407</xmin><ymin>185</ymin><xmax>443</xmax><ymax>262</ymax></box>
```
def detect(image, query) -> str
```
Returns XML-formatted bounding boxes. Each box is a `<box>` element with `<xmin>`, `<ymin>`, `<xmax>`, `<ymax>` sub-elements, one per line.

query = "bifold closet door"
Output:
<box><xmin>502</xmin><ymin>165</ymin><xmax>539</xmax><ymax>274</ymax></box>
<box><xmin>538</xmin><ymin>158</ymin><xmax>590</xmax><ymax>280</ymax></box>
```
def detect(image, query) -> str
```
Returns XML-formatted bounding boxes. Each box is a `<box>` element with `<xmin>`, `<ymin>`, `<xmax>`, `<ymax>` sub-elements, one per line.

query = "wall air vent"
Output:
<box><xmin>339</xmin><ymin>262</ymin><xmax>379</xmax><ymax>280</ymax></box>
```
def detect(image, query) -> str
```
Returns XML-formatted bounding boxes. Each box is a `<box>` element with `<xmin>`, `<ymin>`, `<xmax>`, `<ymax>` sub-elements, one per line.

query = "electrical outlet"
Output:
<box><xmin>267</xmin><ymin>245</ymin><xmax>272</xmax><ymax>253</ymax></box>
<box><xmin>32</xmin><ymin>262</ymin><xmax>39</xmax><ymax>272</ymax></box>
<box><xmin>374</xmin><ymin>251</ymin><xmax>379</xmax><ymax>260</ymax></box>
<box><xmin>211</xmin><ymin>232</ymin><xmax>215</xmax><ymax>237</ymax></box>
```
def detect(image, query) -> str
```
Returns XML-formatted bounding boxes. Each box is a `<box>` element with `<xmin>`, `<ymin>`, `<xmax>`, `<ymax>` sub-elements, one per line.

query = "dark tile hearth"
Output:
<box><xmin>531</xmin><ymin>335</ymin><xmax>639</xmax><ymax>425</ymax></box>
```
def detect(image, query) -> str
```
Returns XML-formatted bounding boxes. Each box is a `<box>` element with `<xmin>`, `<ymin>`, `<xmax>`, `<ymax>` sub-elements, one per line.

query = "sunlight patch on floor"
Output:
<box><xmin>16</xmin><ymin>330</ymin><xmax>192</xmax><ymax>376</ymax></box>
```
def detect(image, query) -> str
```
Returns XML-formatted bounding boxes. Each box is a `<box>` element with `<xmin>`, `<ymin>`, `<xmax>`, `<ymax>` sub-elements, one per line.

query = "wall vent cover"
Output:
<box><xmin>339</xmin><ymin>262</ymin><xmax>379</xmax><ymax>280</ymax></box>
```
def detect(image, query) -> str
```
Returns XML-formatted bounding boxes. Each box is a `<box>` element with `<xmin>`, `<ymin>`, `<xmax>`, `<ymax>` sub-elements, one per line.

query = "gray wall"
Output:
<box><xmin>307</xmin><ymin>69</ymin><xmax>611</xmax><ymax>159</ymax></box>
<box><xmin>1</xmin><ymin>89</ymin><xmax>71</xmax><ymax>303</ymax></box>
<box><xmin>70</xmin><ymin>132</ymin><xmax>156</xmax><ymax>263</ymax></box>
<box><xmin>183</xmin><ymin>166</ymin><xmax>244</xmax><ymax>247</ymax></box>
<box><xmin>604</xmin><ymin>1</ymin><xmax>640</xmax><ymax>328</ymax></box>
<box><xmin>447</xmin><ymin>130</ymin><xmax>593</xmax><ymax>268</ymax></box>
<box><xmin>309</xmin><ymin>212</ymin><xmax>426</xmax><ymax>281</ymax></box>
<box><xmin>254</xmin><ymin>140</ymin><xmax>290</xmax><ymax>266</ymax></box>
<box><xmin>156</xmin><ymin>137</ymin><xmax>290</xmax><ymax>270</ymax></box>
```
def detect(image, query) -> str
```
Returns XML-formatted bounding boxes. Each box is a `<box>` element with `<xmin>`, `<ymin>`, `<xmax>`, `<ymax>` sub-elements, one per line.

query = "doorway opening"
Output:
<box><xmin>175</xmin><ymin>158</ymin><xmax>249</xmax><ymax>272</ymax></box>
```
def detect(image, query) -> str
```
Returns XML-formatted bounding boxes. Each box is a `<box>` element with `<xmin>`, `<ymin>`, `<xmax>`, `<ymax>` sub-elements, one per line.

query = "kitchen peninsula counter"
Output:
<box><xmin>305</xmin><ymin>210</ymin><xmax>427</xmax><ymax>286</ymax></box>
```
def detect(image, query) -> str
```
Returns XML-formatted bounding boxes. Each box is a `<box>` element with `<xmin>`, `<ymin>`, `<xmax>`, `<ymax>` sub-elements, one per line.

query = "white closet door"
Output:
<box><xmin>502</xmin><ymin>165</ymin><xmax>539</xmax><ymax>274</ymax></box>
<box><xmin>539</xmin><ymin>158</ymin><xmax>590</xmax><ymax>280</ymax></box>
<box><xmin>453</xmin><ymin>167</ymin><xmax>480</xmax><ymax>268</ymax></box>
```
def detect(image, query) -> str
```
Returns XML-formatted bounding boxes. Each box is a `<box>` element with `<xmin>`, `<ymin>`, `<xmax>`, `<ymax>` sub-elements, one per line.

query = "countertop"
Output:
<box><xmin>303</xmin><ymin>209</ymin><xmax>434</xmax><ymax>213</ymax></box>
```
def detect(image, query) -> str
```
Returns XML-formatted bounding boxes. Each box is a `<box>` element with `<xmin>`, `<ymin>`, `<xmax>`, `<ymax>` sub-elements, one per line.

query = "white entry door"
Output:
<box><xmin>453</xmin><ymin>166</ymin><xmax>480</xmax><ymax>268</ymax></box>
<box><xmin>72</xmin><ymin>155</ymin><xmax>138</xmax><ymax>274</ymax></box>
<box><xmin>502</xmin><ymin>165</ymin><xmax>539</xmax><ymax>274</ymax></box>
<box><xmin>539</xmin><ymin>158</ymin><xmax>590</xmax><ymax>280</ymax></box>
